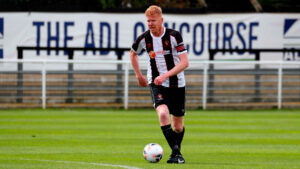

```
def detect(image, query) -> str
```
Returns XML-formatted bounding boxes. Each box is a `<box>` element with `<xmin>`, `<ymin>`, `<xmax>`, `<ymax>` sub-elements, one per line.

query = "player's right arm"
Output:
<box><xmin>130</xmin><ymin>50</ymin><xmax>148</xmax><ymax>87</ymax></box>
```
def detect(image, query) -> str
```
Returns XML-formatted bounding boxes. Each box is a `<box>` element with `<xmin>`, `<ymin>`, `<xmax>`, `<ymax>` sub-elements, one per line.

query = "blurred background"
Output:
<box><xmin>0</xmin><ymin>0</ymin><xmax>299</xmax><ymax>13</ymax></box>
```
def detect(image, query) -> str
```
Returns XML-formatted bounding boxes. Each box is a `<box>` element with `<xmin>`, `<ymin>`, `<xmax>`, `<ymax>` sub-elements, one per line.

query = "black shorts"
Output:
<box><xmin>149</xmin><ymin>83</ymin><xmax>186</xmax><ymax>117</ymax></box>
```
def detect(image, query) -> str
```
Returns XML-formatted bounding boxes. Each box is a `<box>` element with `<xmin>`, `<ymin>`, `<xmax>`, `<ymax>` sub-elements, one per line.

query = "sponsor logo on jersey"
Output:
<box><xmin>149</xmin><ymin>50</ymin><xmax>171</xmax><ymax>57</ymax></box>
<box><xmin>149</xmin><ymin>51</ymin><xmax>156</xmax><ymax>59</ymax></box>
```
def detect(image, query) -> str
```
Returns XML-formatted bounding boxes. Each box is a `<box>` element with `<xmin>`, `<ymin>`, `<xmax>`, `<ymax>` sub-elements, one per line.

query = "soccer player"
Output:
<box><xmin>130</xmin><ymin>5</ymin><xmax>189</xmax><ymax>164</ymax></box>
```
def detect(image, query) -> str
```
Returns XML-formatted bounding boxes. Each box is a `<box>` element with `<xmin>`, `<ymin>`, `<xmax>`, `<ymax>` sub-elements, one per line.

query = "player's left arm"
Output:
<box><xmin>154</xmin><ymin>52</ymin><xmax>189</xmax><ymax>86</ymax></box>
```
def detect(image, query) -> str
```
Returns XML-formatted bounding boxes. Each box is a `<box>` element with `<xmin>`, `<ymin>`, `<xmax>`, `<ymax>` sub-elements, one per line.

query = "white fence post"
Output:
<box><xmin>42</xmin><ymin>61</ymin><xmax>46</xmax><ymax>109</ymax></box>
<box><xmin>124</xmin><ymin>62</ymin><xmax>129</xmax><ymax>110</ymax></box>
<box><xmin>202</xmin><ymin>62</ymin><xmax>208</xmax><ymax>110</ymax></box>
<box><xmin>277</xmin><ymin>62</ymin><xmax>283</xmax><ymax>109</ymax></box>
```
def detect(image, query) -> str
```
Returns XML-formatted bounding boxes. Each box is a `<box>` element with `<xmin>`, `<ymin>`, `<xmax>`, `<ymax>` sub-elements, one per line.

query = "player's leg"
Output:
<box><xmin>169</xmin><ymin>87</ymin><xmax>186</xmax><ymax>150</ymax></box>
<box><xmin>149</xmin><ymin>84</ymin><xmax>180</xmax><ymax>157</ymax></box>
<box><xmin>166</xmin><ymin>115</ymin><xmax>185</xmax><ymax>164</ymax></box>
<box><xmin>166</xmin><ymin>87</ymin><xmax>186</xmax><ymax>164</ymax></box>
<box><xmin>171</xmin><ymin>115</ymin><xmax>185</xmax><ymax>150</ymax></box>
<box><xmin>156</xmin><ymin>105</ymin><xmax>181</xmax><ymax>158</ymax></box>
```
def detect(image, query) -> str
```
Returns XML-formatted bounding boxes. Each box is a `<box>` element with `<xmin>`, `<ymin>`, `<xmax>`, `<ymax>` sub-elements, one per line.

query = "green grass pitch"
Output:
<box><xmin>0</xmin><ymin>108</ymin><xmax>300</xmax><ymax>169</ymax></box>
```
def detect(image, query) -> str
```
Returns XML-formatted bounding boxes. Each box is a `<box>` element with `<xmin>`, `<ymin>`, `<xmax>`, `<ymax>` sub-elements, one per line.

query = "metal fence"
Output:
<box><xmin>1</xmin><ymin>59</ymin><xmax>300</xmax><ymax>109</ymax></box>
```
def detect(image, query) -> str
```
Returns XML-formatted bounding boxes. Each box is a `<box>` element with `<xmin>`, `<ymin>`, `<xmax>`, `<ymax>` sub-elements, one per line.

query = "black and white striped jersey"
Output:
<box><xmin>131</xmin><ymin>27</ymin><xmax>187</xmax><ymax>88</ymax></box>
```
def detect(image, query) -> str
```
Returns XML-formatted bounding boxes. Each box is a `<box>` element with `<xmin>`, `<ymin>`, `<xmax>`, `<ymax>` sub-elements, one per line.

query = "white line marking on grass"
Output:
<box><xmin>21</xmin><ymin>159</ymin><xmax>143</xmax><ymax>169</ymax></box>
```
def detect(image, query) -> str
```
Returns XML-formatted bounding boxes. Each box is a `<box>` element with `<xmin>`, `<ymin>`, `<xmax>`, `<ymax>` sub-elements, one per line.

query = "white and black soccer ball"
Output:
<box><xmin>143</xmin><ymin>143</ymin><xmax>164</xmax><ymax>163</ymax></box>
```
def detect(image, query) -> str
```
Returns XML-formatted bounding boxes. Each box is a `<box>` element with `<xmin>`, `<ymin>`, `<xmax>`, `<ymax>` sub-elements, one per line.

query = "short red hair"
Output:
<box><xmin>145</xmin><ymin>5</ymin><xmax>162</xmax><ymax>17</ymax></box>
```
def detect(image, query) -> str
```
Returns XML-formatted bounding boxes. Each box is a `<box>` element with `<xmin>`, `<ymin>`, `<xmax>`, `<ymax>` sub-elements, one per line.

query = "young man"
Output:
<box><xmin>130</xmin><ymin>5</ymin><xmax>189</xmax><ymax>164</ymax></box>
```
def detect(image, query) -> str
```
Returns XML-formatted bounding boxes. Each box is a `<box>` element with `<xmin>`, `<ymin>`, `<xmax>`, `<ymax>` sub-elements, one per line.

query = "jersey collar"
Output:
<box><xmin>150</xmin><ymin>27</ymin><xmax>166</xmax><ymax>39</ymax></box>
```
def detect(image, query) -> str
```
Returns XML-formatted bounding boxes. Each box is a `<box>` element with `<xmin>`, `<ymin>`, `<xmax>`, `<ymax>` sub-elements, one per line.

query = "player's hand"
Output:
<box><xmin>137</xmin><ymin>75</ymin><xmax>148</xmax><ymax>87</ymax></box>
<box><xmin>154</xmin><ymin>75</ymin><xmax>167</xmax><ymax>86</ymax></box>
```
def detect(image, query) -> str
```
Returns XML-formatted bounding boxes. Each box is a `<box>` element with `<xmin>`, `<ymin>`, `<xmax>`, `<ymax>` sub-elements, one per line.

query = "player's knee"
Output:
<box><xmin>173</xmin><ymin>125</ymin><xmax>183</xmax><ymax>133</ymax></box>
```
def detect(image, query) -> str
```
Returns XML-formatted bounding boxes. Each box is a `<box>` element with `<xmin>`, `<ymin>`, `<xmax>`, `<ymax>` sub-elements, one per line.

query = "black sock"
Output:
<box><xmin>174</xmin><ymin>127</ymin><xmax>185</xmax><ymax>150</ymax></box>
<box><xmin>161</xmin><ymin>124</ymin><xmax>180</xmax><ymax>155</ymax></box>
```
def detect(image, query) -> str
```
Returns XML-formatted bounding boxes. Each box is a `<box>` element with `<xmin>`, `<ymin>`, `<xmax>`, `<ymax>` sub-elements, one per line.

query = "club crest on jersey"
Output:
<box><xmin>149</xmin><ymin>51</ymin><xmax>156</xmax><ymax>59</ymax></box>
<box><xmin>164</xmin><ymin>40</ymin><xmax>170</xmax><ymax>47</ymax></box>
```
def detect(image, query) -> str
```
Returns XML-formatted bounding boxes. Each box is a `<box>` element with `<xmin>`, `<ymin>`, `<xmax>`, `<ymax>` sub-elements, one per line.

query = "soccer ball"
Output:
<box><xmin>143</xmin><ymin>143</ymin><xmax>164</xmax><ymax>163</ymax></box>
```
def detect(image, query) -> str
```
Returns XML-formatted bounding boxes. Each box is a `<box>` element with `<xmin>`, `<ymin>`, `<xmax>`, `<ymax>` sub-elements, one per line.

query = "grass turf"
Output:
<box><xmin>0</xmin><ymin>109</ymin><xmax>300</xmax><ymax>169</ymax></box>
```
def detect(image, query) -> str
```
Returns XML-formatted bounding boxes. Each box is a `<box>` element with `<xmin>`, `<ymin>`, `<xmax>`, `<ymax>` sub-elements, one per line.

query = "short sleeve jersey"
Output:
<box><xmin>131</xmin><ymin>27</ymin><xmax>187</xmax><ymax>88</ymax></box>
